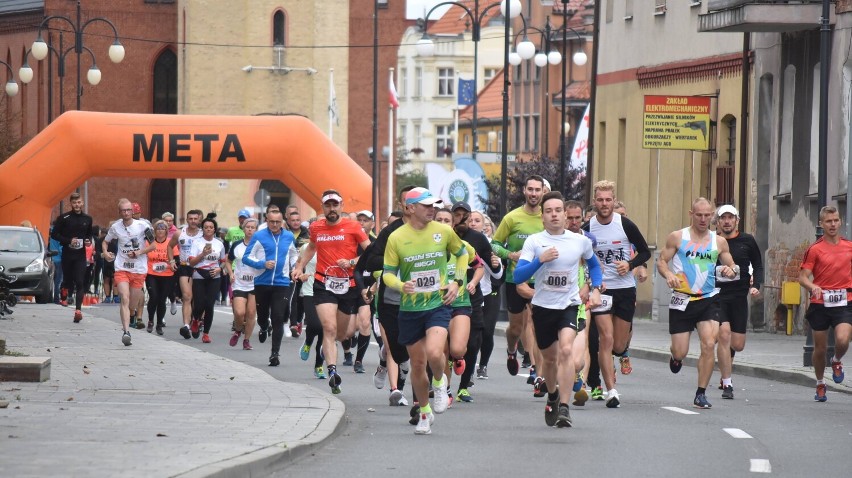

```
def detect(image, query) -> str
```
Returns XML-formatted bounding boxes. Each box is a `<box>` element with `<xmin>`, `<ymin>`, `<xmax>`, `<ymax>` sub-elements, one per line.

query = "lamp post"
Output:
<box><xmin>500</xmin><ymin>0</ymin><xmax>522</xmax><ymax>217</ymax></box>
<box><xmin>0</xmin><ymin>60</ymin><xmax>20</xmax><ymax>97</ymax></box>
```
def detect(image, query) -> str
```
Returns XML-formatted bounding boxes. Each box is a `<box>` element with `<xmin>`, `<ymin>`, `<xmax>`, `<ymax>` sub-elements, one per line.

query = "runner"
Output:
<box><xmin>286</xmin><ymin>208</ymin><xmax>311</xmax><ymax>338</ymax></box>
<box><xmin>714</xmin><ymin>205</ymin><xmax>763</xmax><ymax>399</ymax></box>
<box><xmin>491</xmin><ymin>175</ymin><xmax>545</xmax><ymax>381</ymax></box>
<box><xmin>187</xmin><ymin>217</ymin><xmax>227</xmax><ymax>344</ymax></box>
<box><xmin>582</xmin><ymin>180</ymin><xmax>651</xmax><ymax>408</ymax></box>
<box><xmin>224</xmin><ymin>217</ymin><xmax>260</xmax><ymax>350</ymax></box>
<box><xmin>383</xmin><ymin>187</ymin><xmax>469</xmax><ymax>434</ymax></box>
<box><xmin>102</xmin><ymin>198</ymin><xmax>155</xmax><ymax>346</ymax></box>
<box><xmin>225</xmin><ymin>209</ymin><xmax>250</xmax><ymax>244</ymax></box>
<box><xmin>51</xmin><ymin>192</ymin><xmax>93</xmax><ymax>322</ymax></box>
<box><xmin>130</xmin><ymin>202</ymin><xmax>153</xmax><ymax>328</ymax></box>
<box><xmin>168</xmin><ymin>209</ymin><xmax>203</xmax><ymax>339</ymax></box>
<box><xmin>292</xmin><ymin>190</ymin><xmax>371</xmax><ymax>393</ymax></box>
<box><xmin>565</xmin><ymin>200</ymin><xmax>596</xmax><ymax>406</ymax></box>
<box><xmin>514</xmin><ymin>191</ymin><xmax>603</xmax><ymax>426</ymax></box>
<box><xmin>657</xmin><ymin>197</ymin><xmax>737</xmax><ymax>409</ymax></box>
<box><xmin>798</xmin><ymin>206</ymin><xmax>852</xmax><ymax>402</ymax></box>
<box><xmin>145</xmin><ymin>219</ymin><xmax>178</xmax><ymax>335</ymax></box>
<box><xmin>351</xmin><ymin>209</ymin><xmax>378</xmax><ymax>374</ymax></box>
<box><xmin>296</xmin><ymin>241</ymin><xmax>327</xmax><ymax>378</ymax></box>
<box><xmin>161</xmin><ymin>212</ymin><xmax>180</xmax><ymax>315</ymax></box>
<box><xmin>473</xmin><ymin>212</ymin><xmax>503</xmax><ymax>380</ymax></box>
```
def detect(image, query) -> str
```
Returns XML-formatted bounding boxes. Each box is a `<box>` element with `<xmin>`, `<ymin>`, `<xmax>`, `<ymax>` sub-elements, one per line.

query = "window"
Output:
<box><xmin>534</xmin><ymin>63</ymin><xmax>540</xmax><ymax>82</ymax></box>
<box><xmin>415</xmin><ymin>67</ymin><xmax>423</xmax><ymax>97</ymax></box>
<box><xmin>497</xmin><ymin>131</ymin><xmax>503</xmax><ymax>153</ymax></box>
<box><xmin>624</xmin><ymin>0</ymin><xmax>634</xmax><ymax>20</ymax></box>
<box><xmin>484</xmin><ymin>68</ymin><xmax>497</xmax><ymax>83</ymax></box>
<box><xmin>399</xmin><ymin>68</ymin><xmax>407</xmax><ymax>98</ymax></box>
<box><xmin>378</xmin><ymin>0</ymin><xmax>388</xmax><ymax>8</ymax></box>
<box><xmin>153</xmin><ymin>49</ymin><xmax>177</xmax><ymax>114</ymax></box>
<box><xmin>523</xmin><ymin>116</ymin><xmax>530</xmax><ymax>151</ymax></box>
<box><xmin>436</xmin><ymin>125</ymin><xmax>454</xmax><ymax>158</ymax></box>
<box><xmin>273</xmin><ymin>10</ymin><xmax>286</xmax><ymax>46</ymax></box>
<box><xmin>438</xmin><ymin>68</ymin><xmax>454</xmax><ymax>96</ymax></box>
<box><xmin>654</xmin><ymin>0</ymin><xmax>666</xmax><ymax>15</ymax></box>
<box><xmin>513</xmin><ymin>116</ymin><xmax>521</xmax><ymax>151</ymax></box>
<box><xmin>725</xmin><ymin>117</ymin><xmax>737</xmax><ymax>165</ymax></box>
<box><xmin>533</xmin><ymin>115</ymin><xmax>540</xmax><ymax>151</ymax></box>
<box><xmin>809</xmin><ymin>64</ymin><xmax>820</xmax><ymax>194</ymax></box>
<box><xmin>778</xmin><ymin>65</ymin><xmax>795</xmax><ymax>195</ymax></box>
<box><xmin>515</xmin><ymin>63</ymin><xmax>522</xmax><ymax>82</ymax></box>
<box><xmin>399</xmin><ymin>124</ymin><xmax>407</xmax><ymax>149</ymax></box>
<box><xmin>414</xmin><ymin>124</ymin><xmax>422</xmax><ymax>148</ymax></box>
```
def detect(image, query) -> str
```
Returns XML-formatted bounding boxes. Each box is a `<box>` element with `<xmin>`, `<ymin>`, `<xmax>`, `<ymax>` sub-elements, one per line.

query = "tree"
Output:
<box><xmin>0</xmin><ymin>96</ymin><xmax>23</xmax><ymax>165</ymax></box>
<box><xmin>481</xmin><ymin>155</ymin><xmax>586</xmax><ymax>221</ymax></box>
<box><xmin>394</xmin><ymin>139</ymin><xmax>428</xmax><ymax>198</ymax></box>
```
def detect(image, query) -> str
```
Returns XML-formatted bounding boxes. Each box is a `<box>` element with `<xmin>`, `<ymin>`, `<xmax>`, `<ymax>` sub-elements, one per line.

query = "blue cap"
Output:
<box><xmin>238</xmin><ymin>208</ymin><xmax>251</xmax><ymax>218</ymax></box>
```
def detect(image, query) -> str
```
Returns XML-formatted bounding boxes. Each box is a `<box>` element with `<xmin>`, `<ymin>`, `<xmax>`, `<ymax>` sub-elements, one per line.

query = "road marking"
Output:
<box><xmin>749</xmin><ymin>459</ymin><xmax>771</xmax><ymax>473</ymax></box>
<box><xmin>723</xmin><ymin>428</ymin><xmax>753</xmax><ymax>439</ymax></box>
<box><xmin>661</xmin><ymin>406</ymin><xmax>699</xmax><ymax>415</ymax></box>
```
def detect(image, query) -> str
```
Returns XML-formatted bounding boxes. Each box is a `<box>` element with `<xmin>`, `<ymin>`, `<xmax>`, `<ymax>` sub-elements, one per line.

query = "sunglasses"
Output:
<box><xmin>155</xmin><ymin>224</ymin><xmax>168</xmax><ymax>230</ymax></box>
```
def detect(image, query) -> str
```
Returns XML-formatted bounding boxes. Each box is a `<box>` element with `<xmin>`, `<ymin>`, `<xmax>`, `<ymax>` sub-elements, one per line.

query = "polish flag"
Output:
<box><xmin>389</xmin><ymin>75</ymin><xmax>400</xmax><ymax>109</ymax></box>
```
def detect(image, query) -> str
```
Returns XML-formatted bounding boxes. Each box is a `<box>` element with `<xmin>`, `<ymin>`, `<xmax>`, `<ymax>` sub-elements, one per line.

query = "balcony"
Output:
<box><xmin>698</xmin><ymin>0</ymin><xmax>834</xmax><ymax>33</ymax></box>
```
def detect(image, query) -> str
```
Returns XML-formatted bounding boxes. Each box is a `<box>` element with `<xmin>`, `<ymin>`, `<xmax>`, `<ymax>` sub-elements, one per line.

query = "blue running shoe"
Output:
<box><xmin>815</xmin><ymin>383</ymin><xmax>827</xmax><ymax>402</ymax></box>
<box><xmin>831</xmin><ymin>361</ymin><xmax>844</xmax><ymax>383</ymax></box>
<box><xmin>299</xmin><ymin>342</ymin><xmax>310</xmax><ymax>361</ymax></box>
<box><xmin>573</xmin><ymin>372</ymin><xmax>584</xmax><ymax>393</ymax></box>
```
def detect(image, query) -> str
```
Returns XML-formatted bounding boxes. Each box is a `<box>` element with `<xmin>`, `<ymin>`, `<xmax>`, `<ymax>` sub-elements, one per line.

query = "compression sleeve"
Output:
<box><xmin>587</xmin><ymin>253</ymin><xmax>603</xmax><ymax>287</ymax></box>
<box><xmin>513</xmin><ymin>257</ymin><xmax>541</xmax><ymax>284</ymax></box>
<box><xmin>622</xmin><ymin>217</ymin><xmax>651</xmax><ymax>269</ymax></box>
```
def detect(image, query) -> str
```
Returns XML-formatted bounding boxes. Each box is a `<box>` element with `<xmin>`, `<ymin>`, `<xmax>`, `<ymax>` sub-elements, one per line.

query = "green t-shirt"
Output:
<box><xmin>447</xmin><ymin>240</ymin><xmax>476</xmax><ymax>308</ymax></box>
<box><xmin>225</xmin><ymin>225</ymin><xmax>244</xmax><ymax>244</ymax></box>
<box><xmin>384</xmin><ymin>221</ymin><xmax>467</xmax><ymax>312</ymax></box>
<box><xmin>491</xmin><ymin>206</ymin><xmax>543</xmax><ymax>283</ymax></box>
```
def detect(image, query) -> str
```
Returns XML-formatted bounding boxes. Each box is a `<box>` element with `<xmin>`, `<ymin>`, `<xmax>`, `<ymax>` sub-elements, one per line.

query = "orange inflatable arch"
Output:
<box><xmin>0</xmin><ymin>111</ymin><xmax>371</xmax><ymax>235</ymax></box>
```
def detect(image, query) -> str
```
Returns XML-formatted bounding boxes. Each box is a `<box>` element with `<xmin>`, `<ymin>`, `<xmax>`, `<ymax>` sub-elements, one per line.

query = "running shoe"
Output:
<box><xmin>202</xmin><ymin>333</ymin><xmax>211</xmax><ymax>344</ymax></box>
<box><xmin>190</xmin><ymin>319</ymin><xmax>201</xmax><ymax>339</ymax></box>
<box><xmin>573</xmin><ymin>372</ymin><xmax>584</xmax><ymax>392</ymax></box>
<box><xmin>605</xmin><ymin>389</ymin><xmax>621</xmax><ymax>408</ymax></box>
<box><xmin>398</xmin><ymin>395</ymin><xmax>409</xmax><ymax>407</ymax></box>
<box><xmin>180</xmin><ymin>325</ymin><xmax>191</xmax><ymax>339</ymax></box>
<box><xmin>258</xmin><ymin>326</ymin><xmax>268</xmax><ymax>343</ymax></box>
<box><xmin>73</xmin><ymin>310</ymin><xmax>82</xmax><ymax>323</ymax></box>
<box><xmin>591</xmin><ymin>386</ymin><xmax>604</xmax><ymax>401</ymax></box>
<box><xmin>453</xmin><ymin>358</ymin><xmax>466</xmax><ymax>376</ymax></box>
<box><xmin>555</xmin><ymin>404</ymin><xmax>572</xmax><ymax>428</ymax></box>
<box><xmin>289</xmin><ymin>325</ymin><xmax>300</xmax><ymax>338</ymax></box>
<box><xmin>134</xmin><ymin>318</ymin><xmax>145</xmax><ymax>330</ymax></box>
<box><xmin>619</xmin><ymin>356</ymin><xmax>633</xmax><ymax>375</ymax></box>
<box><xmin>669</xmin><ymin>356</ymin><xmax>683</xmax><ymax>374</ymax></box>
<box><xmin>60</xmin><ymin>288</ymin><xmax>68</xmax><ymax>307</ymax></box>
<box><xmin>299</xmin><ymin>343</ymin><xmax>311</xmax><ymax>361</ymax></box>
<box><xmin>409</xmin><ymin>404</ymin><xmax>420</xmax><ymax>424</ymax></box>
<box><xmin>506</xmin><ymin>350</ymin><xmax>519</xmax><ymax>376</ymax></box>
<box><xmin>721</xmin><ymin>385</ymin><xmax>734</xmax><ymax>400</ymax></box>
<box><xmin>693</xmin><ymin>393</ymin><xmax>712</xmax><ymax>409</ymax></box>
<box><xmin>457</xmin><ymin>388</ymin><xmax>473</xmax><ymax>403</ymax></box>
<box><xmin>170</xmin><ymin>300</ymin><xmax>178</xmax><ymax>315</ymax></box>
<box><xmin>476</xmin><ymin>366</ymin><xmax>488</xmax><ymax>379</ymax></box>
<box><xmin>718</xmin><ymin>378</ymin><xmax>724</xmax><ymax>390</ymax></box>
<box><xmin>121</xmin><ymin>331</ymin><xmax>132</xmax><ymax>346</ymax></box>
<box><xmin>147</xmin><ymin>321</ymin><xmax>154</xmax><ymax>333</ymax></box>
<box><xmin>831</xmin><ymin>360</ymin><xmax>845</xmax><ymax>383</ymax></box>
<box><xmin>389</xmin><ymin>388</ymin><xmax>404</xmax><ymax>406</ymax></box>
<box><xmin>243</xmin><ymin>339</ymin><xmax>252</xmax><ymax>350</ymax></box>
<box><xmin>521</xmin><ymin>352</ymin><xmax>532</xmax><ymax>369</ymax></box>
<box><xmin>374</xmin><ymin>366</ymin><xmax>387</xmax><ymax>389</ymax></box>
<box><xmin>283</xmin><ymin>326</ymin><xmax>292</xmax><ymax>338</ymax></box>
<box><xmin>414</xmin><ymin>412</ymin><xmax>434</xmax><ymax>435</ymax></box>
<box><xmin>573</xmin><ymin>387</ymin><xmax>589</xmax><ymax>407</ymax></box>
<box><xmin>815</xmin><ymin>383</ymin><xmax>827</xmax><ymax>402</ymax></box>
<box><xmin>544</xmin><ymin>394</ymin><xmax>560</xmax><ymax>427</ymax></box>
<box><xmin>526</xmin><ymin>367</ymin><xmax>537</xmax><ymax>385</ymax></box>
<box><xmin>533</xmin><ymin>377</ymin><xmax>547</xmax><ymax>397</ymax></box>
<box><xmin>342</xmin><ymin>352</ymin><xmax>353</xmax><ymax>366</ymax></box>
<box><xmin>329</xmin><ymin>371</ymin><xmax>342</xmax><ymax>394</ymax></box>
<box><xmin>229</xmin><ymin>331</ymin><xmax>241</xmax><ymax>347</ymax></box>
<box><xmin>314</xmin><ymin>366</ymin><xmax>326</xmax><ymax>379</ymax></box>
<box><xmin>269</xmin><ymin>353</ymin><xmax>280</xmax><ymax>367</ymax></box>
<box><xmin>432</xmin><ymin>375</ymin><xmax>449</xmax><ymax>413</ymax></box>
<box><xmin>156</xmin><ymin>324</ymin><xmax>164</xmax><ymax>336</ymax></box>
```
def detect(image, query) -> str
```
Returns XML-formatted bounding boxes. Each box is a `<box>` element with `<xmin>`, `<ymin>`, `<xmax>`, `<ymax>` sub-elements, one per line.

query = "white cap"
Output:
<box><xmin>321</xmin><ymin>192</ymin><xmax>343</xmax><ymax>204</ymax></box>
<box><xmin>717</xmin><ymin>204</ymin><xmax>739</xmax><ymax>218</ymax></box>
<box><xmin>542</xmin><ymin>178</ymin><xmax>551</xmax><ymax>191</ymax></box>
<box><xmin>356</xmin><ymin>210</ymin><xmax>374</xmax><ymax>219</ymax></box>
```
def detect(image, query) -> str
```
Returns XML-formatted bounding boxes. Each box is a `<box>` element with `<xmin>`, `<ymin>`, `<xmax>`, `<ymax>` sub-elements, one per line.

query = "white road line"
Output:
<box><xmin>749</xmin><ymin>459</ymin><xmax>771</xmax><ymax>473</ymax></box>
<box><xmin>661</xmin><ymin>406</ymin><xmax>699</xmax><ymax>415</ymax></box>
<box><xmin>723</xmin><ymin>428</ymin><xmax>753</xmax><ymax>439</ymax></box>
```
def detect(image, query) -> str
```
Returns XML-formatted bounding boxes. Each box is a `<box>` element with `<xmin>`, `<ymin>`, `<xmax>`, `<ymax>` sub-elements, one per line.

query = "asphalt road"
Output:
<box><xmin>104</xmin><ymin>303</ymin><xmax>852</xmax><ymax>477</ymax></box>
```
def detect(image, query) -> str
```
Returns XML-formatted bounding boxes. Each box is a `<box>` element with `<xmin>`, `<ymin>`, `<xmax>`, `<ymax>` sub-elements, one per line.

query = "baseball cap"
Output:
<box><xmin>542</xmin><ymin>178</ymin><xmax>552</xmax><ymax>191</ymax></box>
<box><xmin>451</xmin><ymin>201</ymin><xmax>471</xmax><ymax>212</ymax></box>
<box><xmin>321</xmin><ymin>192</ymin><xmax>343</xmax><ymax>204</ymax></box>
<box><xmin>356</xmin><ymin>210</ymin><xmax>374</xmax><ymax>220</ymax></box>
<box><xmin>131</xmin><ymin>202</ymin><xmax>142</xmax><ymax>214</ymax></box>
<box><xmin>238</xmin><ymin>208</ymin><xmax>251</xmax><ymax>218</ymax></box>
<box><xmin>405</xmin><ymin>187</ymin><xmax>442</xmax><ymax>206</ymax></box>
<box><xmin>717</xmin><ymin>205</ymin><xmax>739</xmax><ymax>218</ymax></box>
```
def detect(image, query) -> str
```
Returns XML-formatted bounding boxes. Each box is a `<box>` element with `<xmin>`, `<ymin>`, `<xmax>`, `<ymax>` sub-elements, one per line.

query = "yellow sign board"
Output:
<box><xmin>642</xmin><ymin>95</ymin><xmax>711</xmax><ymax>150</ymax></box>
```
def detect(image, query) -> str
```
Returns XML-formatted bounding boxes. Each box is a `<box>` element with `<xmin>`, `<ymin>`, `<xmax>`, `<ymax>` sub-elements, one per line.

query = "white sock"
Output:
<box><xmin>722</xmin><ymin>377</ymin><xmax>732</xmax><ymax>387</ymax></box>
<box><xmin>831</xmin><ymin>356</ymin><xmax>841</xmax><ymax>364</ymax></box>
<box><xmin>817</xmin><ymin>379</ymin><xmax>825</xmax><ymax>385</ymax></box>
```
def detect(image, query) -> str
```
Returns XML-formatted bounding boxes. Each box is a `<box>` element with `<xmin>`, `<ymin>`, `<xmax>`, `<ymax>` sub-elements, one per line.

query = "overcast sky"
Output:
<box><xmin>406</xmin><ymin>0</ymin><xmax>452</xmax><ymax>20</ymax></box>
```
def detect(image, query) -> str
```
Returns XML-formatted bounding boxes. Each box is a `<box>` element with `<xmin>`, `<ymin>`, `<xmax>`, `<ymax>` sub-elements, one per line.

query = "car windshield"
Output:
<box><xmin>0</xmin><ymin>230</ymin><xmax>42</xmax><ymax>253</ymax></box>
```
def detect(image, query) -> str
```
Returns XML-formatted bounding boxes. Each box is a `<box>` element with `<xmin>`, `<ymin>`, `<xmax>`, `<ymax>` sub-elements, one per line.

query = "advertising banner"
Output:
<box><xmin>642</xmin><ymin>95</ymin><xmax>711</xmax><ymax>150</ymax></box>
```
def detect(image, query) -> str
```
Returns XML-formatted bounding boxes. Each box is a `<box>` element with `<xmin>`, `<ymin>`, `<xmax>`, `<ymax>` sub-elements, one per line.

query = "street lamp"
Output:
<box><xmin>0</xmin><ymin>60</ymin><xmax>19</xmax><ymax>97</ymax></box>
<box><xmin>500</xmin><ymin>0</ymin><xmax>522</xmax><ymax>217</ymax></box>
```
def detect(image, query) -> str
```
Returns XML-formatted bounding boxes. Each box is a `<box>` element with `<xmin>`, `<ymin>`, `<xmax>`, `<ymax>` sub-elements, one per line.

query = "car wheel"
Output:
<box><xmin>36</xmin><ymin>292</ymin><xmax>51</xmax><ymax>304</ymax></box>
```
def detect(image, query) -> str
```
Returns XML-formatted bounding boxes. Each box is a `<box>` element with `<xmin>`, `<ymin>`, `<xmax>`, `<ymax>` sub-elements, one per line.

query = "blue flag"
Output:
<box><xmin>458</xmin><ymin>78</ymin><xmax>475</xmax><ymax>106</ymax></box>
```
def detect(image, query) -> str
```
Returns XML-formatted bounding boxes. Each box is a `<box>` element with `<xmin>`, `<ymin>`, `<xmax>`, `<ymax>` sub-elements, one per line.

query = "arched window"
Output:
<box><xmin>273</xmin><ymin>11</ymin><xmax>286</xmax><ymax>46</ymax></box>
<box><xmin>153</xmin><ymin>49</ymin><xmax>177</xmax><ymax>114</ymax></box>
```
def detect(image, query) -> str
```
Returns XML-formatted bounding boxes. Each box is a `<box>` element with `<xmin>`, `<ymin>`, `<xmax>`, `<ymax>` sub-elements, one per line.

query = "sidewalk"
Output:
<box><xmin>496</xmin><ymin>318</ymin><xmax>852</xmax><ymax>395</ymax></box>
<box><xmin>0</xmin><ymin>304</ymin><xmax>344</xmax><ymax>478</ymax></box>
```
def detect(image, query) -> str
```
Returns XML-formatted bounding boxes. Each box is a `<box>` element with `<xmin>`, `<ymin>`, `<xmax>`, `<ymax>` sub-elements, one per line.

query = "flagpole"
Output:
<box><xmin>328</xmin><ymin>68</ymin><xmax>334</xmax><ymax>140</ymax></box>
<box><xmin>388</xmin><ymin>67</ymin><xmax>395</xmax><ymax>216</ymax></box>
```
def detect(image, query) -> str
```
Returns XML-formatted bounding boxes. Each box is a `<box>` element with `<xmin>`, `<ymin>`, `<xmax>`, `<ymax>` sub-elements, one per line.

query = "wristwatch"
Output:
<box><xmin>454</xmin><ymin>279</ymin><xmax>464</xmax><ymax>287</ymax></box>
<box><xmin>591</xmin><ymin>285</ymin><xmax>602</xmax><ymax>291</ymax></box>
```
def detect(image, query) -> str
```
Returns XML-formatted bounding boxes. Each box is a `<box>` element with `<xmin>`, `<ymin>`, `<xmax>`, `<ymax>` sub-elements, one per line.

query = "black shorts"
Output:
<box><xmin>531</xmin><ymin>305</ymin><xmax>579</xmax><ymax>350</ymax></box>
<box><xmin>313</xmin><ymin>280</ymin><xmax>359</xmax><ymax>315</ymax></box>
<box><xmin>717</xmin><ymin>294</ymin><xmax>748</xmax><ymax>334</ymax></box>
<box><xmin>505</xmin><ymin>282</ymin><xmax>533</xmax><ymax>314</ymax></box>
<box><xmin>451</xmin><ymin>306</ymin><xmax>472</xmax><ymax>318</ymax></box>
<box><xmin>805</xmin><ymin>303</ymin><xmax>852</xmax><ymax>332</ymax></box>
<box><xmin>102</xmin><ymin>262</ymin><xmax>115</xmax><ymax>278</ymax></box>
<box><xmin>398</xmin><ymin>305</ymin><xmax>452</xmax><ymax>346</ymax></box>
<box><xmin>591</xmin><ymin>287</ymin><xmax>637</xmax><ymax>323</ymax></box>
<box><xmin>669</xmin><ymin>296</ymin><xmax>720</xmax><ymax>334</ymax></box>
<box><xmin>177</xmin><ymin>264</ymin><xmax>194</xmax><ymax>278</ymax></box>
<box><xmin>232</xmin><ymin>289</ymin><xmax>253</xmax><ymax>299</ymax></box>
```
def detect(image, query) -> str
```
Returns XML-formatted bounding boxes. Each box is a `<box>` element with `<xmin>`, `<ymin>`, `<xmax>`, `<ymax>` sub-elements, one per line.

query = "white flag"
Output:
<box><xmin>329</xmin><ymin>70</ymin><xmax>340</xmax><ymax>127</ymax></box>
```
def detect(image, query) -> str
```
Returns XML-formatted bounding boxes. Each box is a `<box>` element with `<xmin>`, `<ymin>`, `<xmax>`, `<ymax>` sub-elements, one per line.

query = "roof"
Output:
<box><xmin>429</xmin><ymin>0</ymin><xmax>504</xmax><ymax>36</ymax></box>
<box><xmin>550</xmin><ymin>0</ymin><xmax>593</xmax><ymax>36</ymax></box>
<box><xmin>459</xmin><ymin>69</ymin><xmax>506</xmax><ymax>123</ymax></box>
<box><xmin>0</xmin><ymin>0</ymin><xmax>43</xmax><ymax>16</ymax></box>
<box><xmin>552</xmin><ymin>80</ymin><xmax>590</xmax><ymax>105</ymax></box>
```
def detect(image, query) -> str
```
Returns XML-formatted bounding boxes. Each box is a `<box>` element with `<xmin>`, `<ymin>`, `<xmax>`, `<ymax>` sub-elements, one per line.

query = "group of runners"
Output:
<box><xmin>47</xmin><ymin>174</ymin><xmax>851</xmax><ymax>434</ymax></box>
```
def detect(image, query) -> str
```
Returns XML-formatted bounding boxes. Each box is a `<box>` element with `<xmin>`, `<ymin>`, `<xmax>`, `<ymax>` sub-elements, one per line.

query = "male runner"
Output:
<box><xmin>657</xmin><ymin>197</ymin><xmax>737</xmax><ymax>409</ymax></box>
<box><xmin>292</xmin><ymin>190</ymin><xmax>371</xmax><ymax>394</ymax></box>
<box><xmin>565</xmin><ymin>200</ymin><xmax>596</xmax><ymax>406</ymax></box>
<box><xmin>798</xmin><ymin>206</ymin><xmax>852</xmax><ymax>402</ymax></box>
<box><xmin>168</xmin><ymin>209</ymin><xmax>203</xmax><ymax>339</ymax></box>
<box><xmin>286</xmin><ymin>208</ymin><xmax>310</xmax><ymax>338</ymax></box>
<box><xmin>514</xmin><ymin>191</ymin><xmax>603</xmax><ymax>426</ymax></box>
<box><xmin>383</xmin><ymin>187</ymin><xmax>468</xmax><ymax>434</ymax></box>
<box><xmin>51</xmin><ymin>192</ymin><xmax>93</xmax><ymax>322</ymax></box>
<box><xmin>715</xmin><ymin>205</ymin><xmax>763</xmax><ymax>399</ymax></box>
<box><xmin>225</xmin><ymin>209</ymin><xmax>250</xmax><ymax>244</ymax></box>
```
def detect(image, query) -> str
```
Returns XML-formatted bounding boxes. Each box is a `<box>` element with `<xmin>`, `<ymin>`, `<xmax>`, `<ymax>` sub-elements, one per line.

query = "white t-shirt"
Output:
<box><xmin>519</xmin><ymin>229</ymin><xmax>594</xmax><ymax>310</ymax></box>
<box><xmin>105</xmin><ymin>219</ymin><xmax>152</xmax><ymax>274</ymax></box>
<box><xmin>177</xmin><ymin>226</ymin><xmax>203</xmax><ymax>263</ymax></box>
<box><xmin>189</xmin><ymin>237</ymin><xmax>226</xmax><ymax>280</ymax></box>
<box><xmin>589</xmin><ymin>213</ymin><xmax>636</xmax><ymax>290</ymax></box>
<box><xmin>229</xmin><ymin>241</ymin><xmax>261</xmax><ymax>292</ymax></box>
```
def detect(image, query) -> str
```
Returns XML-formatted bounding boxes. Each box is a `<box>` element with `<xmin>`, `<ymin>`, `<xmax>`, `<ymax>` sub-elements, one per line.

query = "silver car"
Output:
<box><xmin>0</xmin><ymin>226</ymin><xmax>56</xmax><ymax>304</ymax></box>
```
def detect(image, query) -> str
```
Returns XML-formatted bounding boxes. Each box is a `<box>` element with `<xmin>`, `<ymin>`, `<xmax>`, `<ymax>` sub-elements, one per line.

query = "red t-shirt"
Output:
<box><xmin>310</xmin><ymin>218</ymin><xmax>368</xmax><ymax>285</ymax></box>
<box><xmin>800</xmin><ymin>237</ymin><xmax>852</xmax><ymax>304</ymax></box>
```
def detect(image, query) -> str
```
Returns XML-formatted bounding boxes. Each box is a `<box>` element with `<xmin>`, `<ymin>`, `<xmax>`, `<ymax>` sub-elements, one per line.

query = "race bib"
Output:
<box><xmin>591</xmin><ymin>294</ymin><xmax>613</xmax><ymax>313</ymax></box>
<box><xmin>669</xmin><ymin>291</ymin><xmax>689</xmax><ymax>311</ymax></box>
<box><xmin>153</xmin><ymin>262</ymin><xmax>169</xmax><ymax>273</ymax></box>
<box><xmin>715</xmin><ymin>265</ymin><xmax>740</xmax><ymax>283</ymax></box>
<box><xmin>823</xmin><ymin>289</ymin><xmax>848</xmax><ymax>308</ymax></box>
<box><xmin>241</xmin><ymin>273</ymin><xmax>255</xmax><ymax>283</ymax></box>
<box><xmin>411</xmin><ymin>270</ymin><xmax>441</xmax><ymax>293</ymax></box>
<box><xmin>326</xmin><ymin>276</ymin><xmax>350</xmax><ymax>295</ymax></box>
<box><xmin>541</xmin><ymin>270</ymin><xmax>571</xmax><ymax>292</ymax></box>
<box><xmin>123</xmin><ymin>261</ymin><xmax>135</xmax><ymax>270</ymax></box>
<box><xmin>70</xmin><ymin>239</ymin><xmax>83</xmax><ymax>250</ymax></box>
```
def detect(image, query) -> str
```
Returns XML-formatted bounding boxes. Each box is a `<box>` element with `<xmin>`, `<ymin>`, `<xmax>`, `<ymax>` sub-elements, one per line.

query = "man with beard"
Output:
<box><xmin>52</xmin><ymin>192</ymin><xmax>93</xmax><ymax>322</ymax></box>
<box><xmin>168</xmin><ymin>209</ymin><xmax>204</xmax><ymax>339</ymax></box>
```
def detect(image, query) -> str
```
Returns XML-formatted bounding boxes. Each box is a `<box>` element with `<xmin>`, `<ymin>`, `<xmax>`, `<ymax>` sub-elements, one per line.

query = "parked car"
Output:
<box><xmin>0</xmin><ymin>226</ymin><xmax>56</xmax><ymax>304</ymax></box>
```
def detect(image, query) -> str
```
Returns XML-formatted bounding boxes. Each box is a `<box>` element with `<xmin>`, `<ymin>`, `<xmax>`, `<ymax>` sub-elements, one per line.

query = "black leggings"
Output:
<box><xmin>587</xmin><ymin>316</ymin><xmax>601</xmax><ymax>389</ymax></box>
<box><xmin>377</xmin><ymin>301</ymin><xmax>409</xmax><ymax>365</ymax></box>
<box><xmin>255</xmin><ymin>284</ymin><xmax>290</xmax><ymax>355</ymax></box>
<box><xmin>288</xmin><ymin>282</ymin><xmax>304</xmax><ymax>327</ymax></box>
<box><xmin>61</xmin><ymin>254</ymin><xmax>87</xmax><ymax>311</ymax></box>
<box><xmin>302</xmin><ymin>296</ymin><xmax>325</xmax><ymax>367</ymax></box>
<box><xmin>192</xmin><ymin>277</ymin><xmax>221</xmax><ymax>334</ymax></box>
<box><xmin>479</xmin><ymin>292</ymin><xmax>500</xmax><ymax>368</ymax></box>
<box><xmin>146</xmin><ymin>275</ymin><xmax>175</xmax><ymax>325</ymax></box>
